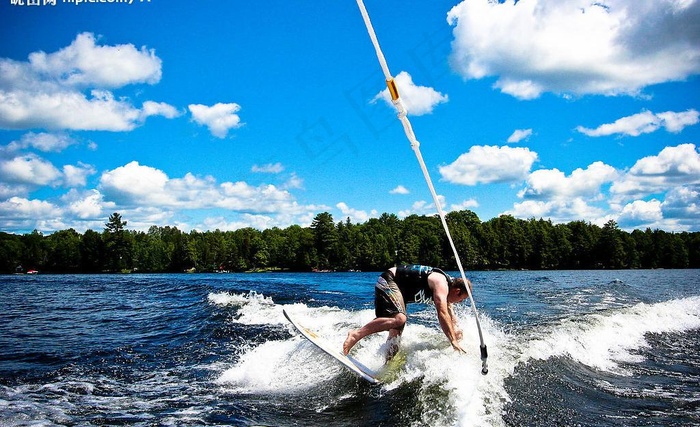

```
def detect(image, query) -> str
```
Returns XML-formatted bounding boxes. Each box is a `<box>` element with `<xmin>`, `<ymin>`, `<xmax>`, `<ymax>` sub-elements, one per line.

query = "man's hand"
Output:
<box><xmin>451</xmin><ymin>340</ymin><xmax>467</xmax><ymax>354</ymax></box>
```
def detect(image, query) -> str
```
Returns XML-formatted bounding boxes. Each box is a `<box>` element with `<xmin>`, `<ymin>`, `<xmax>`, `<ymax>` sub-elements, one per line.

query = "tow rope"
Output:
<box><xmin>355</xmin><ymin>0</ymin><xmax>489</xmax><ymax>375</ymax></box>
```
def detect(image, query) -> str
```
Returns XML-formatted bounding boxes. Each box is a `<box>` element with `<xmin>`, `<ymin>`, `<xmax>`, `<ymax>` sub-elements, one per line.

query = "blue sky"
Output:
<box><xmin>1</xmin><ymin>0</ymin><xmax>699</xmax><ymax>235</ymax></box>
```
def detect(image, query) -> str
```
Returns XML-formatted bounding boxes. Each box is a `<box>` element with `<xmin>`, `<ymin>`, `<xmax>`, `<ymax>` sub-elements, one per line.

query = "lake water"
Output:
<box><xmin>1</xmin><ymin>270</ymin><xmax>699</xmax><ymax>426</ymax></box>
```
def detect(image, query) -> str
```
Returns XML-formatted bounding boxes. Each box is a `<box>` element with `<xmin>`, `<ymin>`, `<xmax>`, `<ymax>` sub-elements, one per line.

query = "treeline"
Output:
<box><xmin>2</xmin><ymin>211</ymin><xmax>699</xmax><ymax>274</ymax></box>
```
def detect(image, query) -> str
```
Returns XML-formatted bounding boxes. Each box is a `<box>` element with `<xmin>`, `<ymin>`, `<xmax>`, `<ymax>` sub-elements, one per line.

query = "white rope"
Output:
<box><xmin>356</xmin><ymin>0</ymin><xmax>488</xmax><ymax>374</ymax></box>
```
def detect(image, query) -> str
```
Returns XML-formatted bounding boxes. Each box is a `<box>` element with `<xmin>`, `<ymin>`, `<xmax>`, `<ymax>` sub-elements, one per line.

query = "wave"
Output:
<box><xmin>212</xmin><ymin>292</ymin><xmax>700</xmax><ymax>426</ymax></box>
<box><xmin>516</xmin><ymin>296</ymin><xmax>700</xmax><ymax>374</ymax></box>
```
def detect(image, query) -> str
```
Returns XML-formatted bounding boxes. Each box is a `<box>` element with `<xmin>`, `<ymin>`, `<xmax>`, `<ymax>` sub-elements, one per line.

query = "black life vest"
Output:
<box><xmin>394</xmin><ymin>264</ymin><xmax>453</xmax><ymax>304</ymax></box>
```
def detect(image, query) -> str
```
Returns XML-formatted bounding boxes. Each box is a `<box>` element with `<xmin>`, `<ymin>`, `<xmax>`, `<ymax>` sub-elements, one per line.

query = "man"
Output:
<box><xmin>343</xmin><ymin>264</ymin><xmax>472</xmax><ymax>360</ymax></box>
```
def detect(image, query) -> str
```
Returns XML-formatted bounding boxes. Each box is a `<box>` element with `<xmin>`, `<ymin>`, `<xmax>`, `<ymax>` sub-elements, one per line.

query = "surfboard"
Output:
<box><xmin>282</xmin><ymin>308</ymin><xmax>380</xmax><ymax>384</ymax></box>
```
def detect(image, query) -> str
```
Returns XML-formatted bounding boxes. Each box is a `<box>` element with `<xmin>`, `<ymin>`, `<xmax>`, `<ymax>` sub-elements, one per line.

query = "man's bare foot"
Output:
<box><xmin>343</xmin><ymin>329</ymin><xmax>361</xmax><ymax>355</ymax></box>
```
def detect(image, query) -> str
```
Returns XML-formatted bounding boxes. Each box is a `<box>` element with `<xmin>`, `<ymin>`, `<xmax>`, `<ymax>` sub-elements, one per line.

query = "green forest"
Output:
<box><xmin>2</xmin><ymin>211</ymin><xmax>699</xmax><ymax>274</ymax></box>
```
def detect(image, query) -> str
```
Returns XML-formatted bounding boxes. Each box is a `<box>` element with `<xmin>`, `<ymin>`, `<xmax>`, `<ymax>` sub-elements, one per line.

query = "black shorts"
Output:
<box><xmin>374</xmin><ymin>270</ymin><xmax>406</xmax><ymax>317</ymax></box>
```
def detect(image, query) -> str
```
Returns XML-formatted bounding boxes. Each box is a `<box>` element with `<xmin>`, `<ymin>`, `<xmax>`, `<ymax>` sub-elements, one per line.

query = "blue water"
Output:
<box><xmin>1</xmin><ymin>270</ymin><xmax>699</xmax><ymax>426</ymax></box>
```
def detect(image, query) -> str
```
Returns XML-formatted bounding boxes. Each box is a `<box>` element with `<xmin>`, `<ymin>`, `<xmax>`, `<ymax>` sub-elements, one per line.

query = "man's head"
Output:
<box><xmin>448</xmin><ymin>278</ymin><xmax>472</xmax><ymax>303</ymax></box>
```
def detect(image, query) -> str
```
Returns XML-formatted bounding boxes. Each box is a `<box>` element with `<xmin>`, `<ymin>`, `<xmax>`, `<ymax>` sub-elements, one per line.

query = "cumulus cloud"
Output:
<box><xmin>62</xmin><ymin>189</ymin><xmax>109</xmax><ymax>219</ymax></box>
<box><xmin>373</xmin><ymin>71</ymin><xmax>448</xmax><ymax>116</ymax></box>
<box><xmin>62</xmin><ymin>162</ymin><xmax>97</xmax><ymax>187</ymax></box>
<box><xmin>252</xmin><ymin>163</ymin><xmax>284</xmax><ymax>173</ymax></box>
<box><xmin>439</xmin><ymin>145</ymin><xmax>538</xmax><ymax>185</ymax></box>
<box><xmin>336</xmin><ymin>202</ymin><xmax>377</xmax><ymax>223</ymax></box>
<box><xmin>26</xmin><ymin>32</ymin><xmax>162</xmax><ymax>88</ymax></box>
<box><xmin>662</xmin><ymin>186</ymin><xmax>699</xmax><ymax>224</ymax></box>
<box><xmin>0</xmin><ymin>132</ymin><xmax>96</xmax><ymax>202</ymax></box>
<box><xmin>507</xmin><ymin>198</ymin><xmax>606</xmax><ymax>224</ymax></box>
<box><xmin>577</xmin><ymin>109</ymin><xmax>700</xmax><ymax>137</ymax></box>
<box><xmin>99</xmin><ymin>161</ymin><xmax>303</xmax><ymax>215</ymax></box>
<box><xmin>390</xmin><ymin>185</ymin><xmax>410</xmax><ymax>195</ymax></box>
<box><xmin>188</xmin><ymin>103</ymin><xmax>243</xmax><ymax>138</ymax></box>
<box><xmin>518</xmin><ymin>161</ymin><xmax>618</xmax><ymax>200</ymax></box>
<box><xmin>398</xmin><ymin>195</ymin><xmax>475</xmax><ymax>218</ymax></box>
<box><xmin>611</xmin><ymin>143</ymin><xmax>700</xmax><ymax>199</ymax></box>
<box><xmin>451</xmin><ymin>198</ymin><xmax>479</xmax><ymax>211</ymax></box>
<box><xmin>507</xmin><ymin>128</ymin><xmax>533</xmax><ymax>143</ymax></box>
<box><xmin>0</xmin><ymin>90</ymin><xmax>142</xmax><ymax>131</ymax></box>
<box><xmin>507</xmin><ymin>161</ymin><xmax>618</xmax><ymax>224</ymax></box>
<box><xmin>0</xmin><ymin>32</ymin><xmax>176</xmax><ymax>131</ymax></box>
<box><xmin>0</xmin><ymin>196</ymin><xmax>58</xmax><ymax>220</ymax></box>
<box><xmin>0</xmin><ymin>153</ymin><xmax>61</xmax><ymax>186</ymax></box>
<box><xmin>617</xmin><ymin>199</ymin><xmax>663</xmax><ymax>229</ymax></box>
<box><xmin>100</xmin><ymin>161</ymin><xmax>170</xmax><ymax>205</ymax></box>
<box><xmin>140</xmin><ymin>101</ymin><xmax>181</xmax><ymax>121</ymax></box>
<box><xmin>0</xmin><ymin>189</ymin><xmax>114</xmax><ymax>233</ymax></box>
<box><xmin>399</xmin><ymin>197</ymin><xmax>445</xmax><ymax>218</ymax></box>
<box><xmin>10</xmin><ymin>132</ymin><xmax>77</xmax><ymax>152</ymax></box>
<box><xmin>0</xmin><ymin>160</ymin><xmax>323</xmax><ymax>233</ymax></box>
<box><xmin>201</xmin><ymin>214</ymin><xmax>279</xmax><ymax>232</ymax></box>
<box><xmin>505</xmin><ymin>144</ymin><xmax>700</xmax><ymax>230</ymax></box>
<box><xmin>447</xmin><ymin>0</ymin><xmax>700</xmax><ymax>99</ymax></box>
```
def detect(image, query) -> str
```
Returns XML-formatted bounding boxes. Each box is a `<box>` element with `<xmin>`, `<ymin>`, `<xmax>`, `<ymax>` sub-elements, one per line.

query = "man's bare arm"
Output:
<box><xmin>432</xmin><ymin>281</ymin><xmax>466</xmax><ymax>353</ymax></box>
<box><xmin>447</xmin><ymin>303</ymin><xmax>463</xmax><ymax>341</ymax></box>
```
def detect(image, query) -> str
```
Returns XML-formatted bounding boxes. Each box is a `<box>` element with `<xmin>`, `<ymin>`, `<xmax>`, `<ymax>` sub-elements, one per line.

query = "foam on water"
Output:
<box><xmin>517</xmin><ymin>295</ymin><xmax>700</xmax><ymax>374</ymax></box>
<box><xmin>213</xmin><ymin>291</ymin><xmax>700</xmax><ymax>426</ymax></box>
<box><xmin>212</xmin><ymin>291</ymin><xmax>513</xmax><ymax>426</ymax></box>
<box><xmin>214</xmin><ymin>296</ymin><xmax>387</xmax><ymax>393</ymax></box>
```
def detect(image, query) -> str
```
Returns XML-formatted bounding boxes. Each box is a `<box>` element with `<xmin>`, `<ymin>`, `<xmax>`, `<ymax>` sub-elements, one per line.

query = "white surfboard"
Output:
<box><xmin>282</xmin><ymin>308</ymin><xmax>380</xmax><ymax>384</ymax></box>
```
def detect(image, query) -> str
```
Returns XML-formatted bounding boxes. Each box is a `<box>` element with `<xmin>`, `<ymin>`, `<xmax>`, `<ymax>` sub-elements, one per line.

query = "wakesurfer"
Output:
<box><xmin>343</xmin><ymin>264</ymin><xmax>472</xmax><ymax>360</ymax></box>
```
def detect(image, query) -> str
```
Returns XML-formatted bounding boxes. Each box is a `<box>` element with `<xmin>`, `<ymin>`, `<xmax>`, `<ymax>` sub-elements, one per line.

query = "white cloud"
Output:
<box><xmin>507</xmin><ymin>161</ymin><xmax>618</xmax><ymax>224</ymax></box>
<box><xmin>0</xmin><ymin>161</ymin><xmax>321</xmax><ymax>232</ymax></box>
<box><xmin>62</xmin><ymin>162</ymin><xmax>97</xmax><ymax>187</ymax></box>
<box><xmin>0</xmin><ymin>153</ymin><xmax>61</xmax><ymax>186</ymax></box>
<box><xmin>62</xmin><ymin>189</ymin><xmax>109</xmax><ymax>219</ymax></box>
<box><xmin>282</xmin><ymin>173</ymin><xmax>304</xmax><ymax>190</ymax></box>
<box><xmin>617</xmin><ymin>199</ymin><xmax>663</xmax><ymax>229</ymax></box>
<box><xmin>577</xmin><ymin>109</ymin><xmax>700</xmax><ymax>137</ymax></box>
<box><xmin>397</xmin><ymin>197</ymin><xmax>477</xmax><ymax>218</ymax></box>
<box><xmin>100</xmin><ymin>161</ymin><xmax>171</xmax><ymax>205</ymax></box>
<box><xmin>447</xmin><ymin>0</ymin><xmax>700</xmax><ymax>99</ymax></box>
<box><xmin>0</xmin><ymin>196</ymin><xmax>58</xmax><ymax>221</ymax></box>
<box><xmin>399</xmin><ymin>200</ymin><xmax>431</xmax><ymax>218</ymax></box>
<box><xmin>439</xmin><ymin>145</ymin><xmax>538</xmax><ymax>185</ymax></box>
<box><xmin>450</xmin><ymin>199</ymin><xmax>479</xmax><ymax>211</ymax></box>
<box><xmin>201</xmin><ymin>214</ymin><xmax>278</xmax><ymax>232</ymax></box>
<box><xmin>658</xmin><ymin>109</ymin><xmax>700</xmax><ymax>133</ymax></box>
<box><xmin>0</xmin><ymin>182</ymin><xmax>30</xmax><ymax>199</ymax></box>
<box><xmin>189</xmin><ymin>103</ymin><xmax>243</xmax><ymax>138</ymax></box>
<box><xmin>519</xmin><ymin>161</ymin><xmax>618</xmax><ymax>200</ymax></box>
<box><xmin>662</xmin><ymin>186</ymin><xmax>699</xmax><ymax>223</ymax></box>
<box><xmin>611</xmin><ymin>143</ymin><xmax>700</xmax><ymax>199</ymax></box>
<box><xmin>505</xmin><ymin>144</ymin><xmax>700</xmax><ymax>230</ymax></box>
<box><xmin>140</xmin><ymin>101</ymin><xmax>181</xmax><ymax>120</ymax></box>
<box><xmin>507</xmin><ymin>128</ymin><xmax>533</xmax><ymax>143</ymax></box>
<box><xmin>0</xmin><ymin>89</ymin><xmax>142</xmax><ymax>131</ymax></box>
<box><xmin>99</xmin><ymin>161</ymin><xmax>311</xmax><ymax>217</ymax></box>
<box><xmin>373</xmin><ymin>71</ymin><xmax>448</xmax><ymax>116</ymax></box>
<box><xmin>252</xmin><ymin>163</ymin><xmax>284</xmax><ymax>173</ymax></box>
<box><xmin>13</xmin><ymin>132</ymin><xmax>77</xmax><ymax>152</ymax></box>
<box><xmin>398</xmin><ymin>195</ymin><xmax>448</xmax><ymax>218</ymax></box>
<box><xmin>507</xmin><ymin>198</ymin><xmax>606</xmax><ymax>224</ymax></box>
<box><xmin>336</xmin><ymin>202</ymin><xmax>377</xmax><ymax>223</ymax></box>
<box><xmin>390</xmin><ymin>185</ymin><xmax>410</xmax><ymax>195</ymax></box>
<box><xmin>0</xmin><ymin>32</ymin><xmax>176</xmax><ymax>131</ymax></box>
<box><xmin>26</xmin><ymin>32</ymin><xmax>162</xmax><ymax>88</ymax></box>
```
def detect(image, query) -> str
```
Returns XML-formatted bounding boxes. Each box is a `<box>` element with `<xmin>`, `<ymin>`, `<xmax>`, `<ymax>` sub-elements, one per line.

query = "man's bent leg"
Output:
<box><xmin>343</xmin><ymin>313</ymin><xmax>406</xmax><ymax>355</ymax></box>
